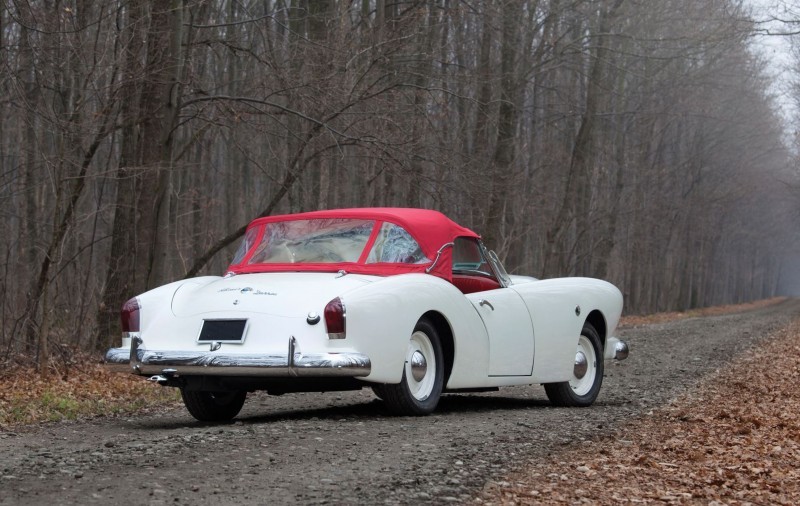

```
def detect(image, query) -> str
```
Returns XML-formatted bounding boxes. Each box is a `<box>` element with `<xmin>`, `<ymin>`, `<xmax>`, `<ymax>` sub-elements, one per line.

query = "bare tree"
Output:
<box><xmin>0</xmin><ymin>0</ymin><xmax>796</xmax><ymax>360</ymax></box>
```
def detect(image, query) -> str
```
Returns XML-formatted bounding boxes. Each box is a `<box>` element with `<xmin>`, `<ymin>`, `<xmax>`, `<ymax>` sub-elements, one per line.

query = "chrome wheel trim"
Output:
<box><xmin>573</xmin><ymin>350</ymin><xmax>588</xmax><ymax>379</ymax></box>
<box><xmin>410</xmin><ymin>350</ymin><xmax>427</xmax><ymax>382</ymax></box>
<box><xmin>406</xmin><ymin>331</ymin><xmax>436</xmax><ymax>401</ymax></box>
<box><xmin>569</xmin><ymin>335</ymin><xmax>596</xmax><ymax>396</ymax></box>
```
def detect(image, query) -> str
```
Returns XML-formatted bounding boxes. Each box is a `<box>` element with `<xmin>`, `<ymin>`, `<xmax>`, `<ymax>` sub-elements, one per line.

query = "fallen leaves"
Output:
<box><xmin>0</xmin><ymin>356</ymin><xmax>180</xmax><ymax>428</ymax></box>
<box><xmin>481</xmin><ymin>315</ymin><xmax>800</xmax><ymax>505</ymax></box>
<box><xmin>619</xmin><ymin>297</ymin><xmax>785</xmax><ymax>328</ymax></box>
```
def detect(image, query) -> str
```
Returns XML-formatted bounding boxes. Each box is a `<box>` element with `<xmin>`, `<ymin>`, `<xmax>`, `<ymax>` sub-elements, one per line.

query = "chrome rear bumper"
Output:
<box><xmin>104</xmin><ymin>336</ymin><xmax>371</xmax><ymax>378</ymax></box>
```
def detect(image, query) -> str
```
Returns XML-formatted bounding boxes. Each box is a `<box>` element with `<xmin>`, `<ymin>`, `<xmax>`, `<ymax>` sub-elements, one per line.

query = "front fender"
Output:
<box><xmin>512</xmin><ymin>277</ymin><xmax>623</xmax><ymax>383</ymax></box>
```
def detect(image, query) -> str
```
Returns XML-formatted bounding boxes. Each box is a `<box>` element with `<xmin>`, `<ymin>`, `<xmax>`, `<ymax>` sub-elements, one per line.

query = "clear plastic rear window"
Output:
<box><xmin>247</xmin><ymin>219</ymin><xmax>374</xmax><ymax>264</ymax></box>
<box><xmin>232</xmin><ymin>226</ymin><xmax>259</xmax><ymax>264</ymax></box>
<box><xmin>367</xmin><ymin>223</ymin><xmax>429</xmax><ymax>264</ymax></box>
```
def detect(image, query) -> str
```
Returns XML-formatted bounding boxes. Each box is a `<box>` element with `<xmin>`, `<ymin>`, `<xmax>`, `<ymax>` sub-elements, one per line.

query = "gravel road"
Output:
<box><xmin>2</xmin><ymin>299</ymin><xmax>798</xmax><ymax>505</ymax></box>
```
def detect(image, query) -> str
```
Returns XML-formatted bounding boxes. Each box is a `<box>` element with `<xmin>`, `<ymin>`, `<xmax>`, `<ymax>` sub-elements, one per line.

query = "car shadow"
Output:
<box><xmin>437</xmin><ymin>393</ymin><xmax>552</xmax><ymax>413</ymax></box>
<box><xmin>136</xmin><ymin>393</ymin><xmax>556</xmax><ymax>430</ymax></box>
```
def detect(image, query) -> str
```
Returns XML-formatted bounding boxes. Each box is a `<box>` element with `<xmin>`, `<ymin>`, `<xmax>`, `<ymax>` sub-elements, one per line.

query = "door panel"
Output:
<box><xmin>467</xmin><ymin>289</ymin><xmax>534</xmax><ymax>376</ymax></box>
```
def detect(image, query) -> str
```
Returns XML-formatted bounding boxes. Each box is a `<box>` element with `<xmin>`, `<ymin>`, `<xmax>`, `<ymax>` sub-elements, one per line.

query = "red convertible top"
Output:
<box><xmin>227</xmin><ymin>208</ymin><xmax>479</xmax><ymax>281</ymax></box>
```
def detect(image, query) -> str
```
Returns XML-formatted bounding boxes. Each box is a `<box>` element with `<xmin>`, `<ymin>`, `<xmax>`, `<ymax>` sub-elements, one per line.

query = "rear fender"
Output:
<box><xmin>336</xmin><ymin>274</ymin><xmax>489</xmax><ymax>384</ymax></box>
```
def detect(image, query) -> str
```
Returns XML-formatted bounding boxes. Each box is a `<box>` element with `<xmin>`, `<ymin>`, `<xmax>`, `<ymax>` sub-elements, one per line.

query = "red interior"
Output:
<box><xmin>451</xmin><ymin>274</ymin><xmax>501</xmax><ymax>294</ymax></box>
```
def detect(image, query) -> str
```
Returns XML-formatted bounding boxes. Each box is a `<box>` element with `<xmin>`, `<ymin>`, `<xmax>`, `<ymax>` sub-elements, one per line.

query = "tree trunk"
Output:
<box><xmin>96</xmin><ymin>0</ymin><xmax>145</xmax><ymax>349</ymax></box>
<box><xmin>482</xmin><ymin>0</ymin><xmax>523</xmax><ymax>252</ymax></box>
<box><xmin>146</xmin><ymin>0</ymin><xmax>185</xmax><ymax>288</ymax></box>
<box><xmin>543</xmin><ymin>0</ymin><xmax>624</xmax><ymax>277</ymax></box>
<box><xmin>96</xmin><ymin>0</ymin><xmax>185</xmax><ymax>347</ymax></box>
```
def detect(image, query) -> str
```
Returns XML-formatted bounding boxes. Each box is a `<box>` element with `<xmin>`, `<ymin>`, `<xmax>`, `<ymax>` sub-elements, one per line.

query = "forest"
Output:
<box><xmin>0</xmin><ymin>0</ymin><xmax>798</xmax><ymax>364</ymax></box>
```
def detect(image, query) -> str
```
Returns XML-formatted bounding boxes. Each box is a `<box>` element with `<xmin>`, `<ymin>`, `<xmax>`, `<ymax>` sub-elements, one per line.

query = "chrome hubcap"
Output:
<box><xmin>410</xmin><ymin>351</ymin><xmax>427</xmax><ymax>381</ymax></box>
<box><xmin>574</xmin><ymin>351</ymin><xmax>588</xmax><ymax>379</ymax></box>
<box><xmin>569</xmin><ymin>335</ymin><xmax>597</xmax><ymax>396</ymax></box>
<box><xmin>406</xmin><ymin>331</ymin><xmax>437</xmax><ymax>401</ymax></box>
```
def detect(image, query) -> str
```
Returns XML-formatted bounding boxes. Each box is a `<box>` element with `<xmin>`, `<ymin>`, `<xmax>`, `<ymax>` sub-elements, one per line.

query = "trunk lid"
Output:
<box><xmin>171</xmin><ymin>272</ymin><xmax>377</xmax><ymax>318</ymax></box>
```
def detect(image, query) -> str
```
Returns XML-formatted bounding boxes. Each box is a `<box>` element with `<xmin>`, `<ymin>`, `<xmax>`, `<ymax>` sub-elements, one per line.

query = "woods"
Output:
<box><xmin>0</xmin><ymin>0</ymin><xmax>797</xmax><ymax>363</ymax></box>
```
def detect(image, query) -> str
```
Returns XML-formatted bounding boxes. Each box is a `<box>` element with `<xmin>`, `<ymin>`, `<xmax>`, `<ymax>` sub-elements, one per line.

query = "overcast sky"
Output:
<box><xmin>746</xmin><ymin>0</ymin><xmax>796</xmax><ymax>139</ymax></box>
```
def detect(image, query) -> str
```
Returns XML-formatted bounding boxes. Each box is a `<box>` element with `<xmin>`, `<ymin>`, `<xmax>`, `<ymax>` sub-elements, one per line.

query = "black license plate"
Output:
<box><xmin>198</xmin><ymin>319</ymin><xmax>248</xmax><ymax>343</ymax></box>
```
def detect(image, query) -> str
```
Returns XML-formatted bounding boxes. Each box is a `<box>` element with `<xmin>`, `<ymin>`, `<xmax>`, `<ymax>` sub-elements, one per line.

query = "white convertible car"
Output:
<box><xmin>105</xmin><ymin>208</ymin><xmax>628</xmax><ymax>421</ymax></box>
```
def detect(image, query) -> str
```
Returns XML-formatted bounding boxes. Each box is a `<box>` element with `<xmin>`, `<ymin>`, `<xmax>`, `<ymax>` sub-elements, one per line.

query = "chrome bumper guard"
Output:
<box><xmin>604</xmin><ymin>336</ymin><xmax>629</xmax><ymax>361</ymax></box>
<box><xmin>104</xmin><ymin>336</ymin><xmax>371</xmax><ymax>378</ymax></box>
<box><xmin>614</xmin><ymin>339</ymin><xmax>629</xmax><ymax>360</ymax></box>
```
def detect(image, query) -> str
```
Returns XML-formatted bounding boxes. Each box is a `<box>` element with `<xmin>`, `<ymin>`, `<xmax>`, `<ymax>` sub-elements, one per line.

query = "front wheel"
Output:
<box><xmin>180</xmin><ymin>389</ymin><xmax>247</xmax><ymax>422</ymax></box>
<box><xmin>544</xmin><ymin>323</ymin><xmax>604</xmax><ymax>407</ymax></box>
<box><xmin>380</xmin><ymin>318</ymin><xmax>444</xmax><ymax>416</ymax></box>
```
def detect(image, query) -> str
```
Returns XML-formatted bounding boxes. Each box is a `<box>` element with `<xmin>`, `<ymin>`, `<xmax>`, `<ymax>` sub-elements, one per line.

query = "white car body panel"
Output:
<box><xmin>337</xmin><ymin>273</ymin><xmax>490</xmax><ymax>384</ymax></box>
<box><xmin>135</xmin><ymin>273</ymin><xmax>375</xmax><ymax>369</ymax></box>
<box><xmin>511</xmin><ymin>277</ymin><xmax>623</xmax><ymax>383</ymax></box>
<box><xmin>466</xmin><ymin>289</ymin><xmax>534</xmax><ymax>376</ymax></box>
<box><xmin>121</xmin><ymin>272</ymin><xmax>622</xmax><ymax>389</ymax></box>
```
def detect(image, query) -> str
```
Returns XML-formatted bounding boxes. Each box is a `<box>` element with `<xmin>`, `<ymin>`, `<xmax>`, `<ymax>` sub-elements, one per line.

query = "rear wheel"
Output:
<box><xmin>381</xmin><ymin>318</ymin><xmax>444</xmax><ymax>415</ymax></box>
<box><xmin>180</xmin><ymin>389</ymin><xmax>247</xmax><ymax>422</ymax></box>
<box><xmin>544</xmin><ymin>323</ymin><xmax>604</xmax><ymax>407</ymax></box>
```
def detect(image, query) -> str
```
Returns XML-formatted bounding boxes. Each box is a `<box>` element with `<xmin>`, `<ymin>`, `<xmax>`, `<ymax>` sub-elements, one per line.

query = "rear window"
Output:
<box><xmin>247</xmin><ymin>219</ymin><xmax>374</xmax><ymax>264</ymax></box>
<box><xmin>231</xmin><ymin>226</ymin><xmax>259</xmax><ymax>264</ymax></box>
<box><xmin>366</xmin><ymin>222</ymin><xmax>429</xmax><ymax>264</ymax></box>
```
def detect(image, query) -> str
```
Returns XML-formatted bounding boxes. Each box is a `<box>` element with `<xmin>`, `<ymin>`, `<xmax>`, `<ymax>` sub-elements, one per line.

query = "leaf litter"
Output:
<box><xmin>0</xmin><ymin>355</ymin><xmax>180</xmax><ymax>428</ymax></box>
<box><xmin>481</xmin><ymin>301</ymin><xmax>800</xmax><ymax>505</ymax></box>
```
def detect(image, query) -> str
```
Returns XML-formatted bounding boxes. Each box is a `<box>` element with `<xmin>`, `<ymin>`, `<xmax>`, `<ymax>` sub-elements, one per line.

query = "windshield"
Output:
<box><xmin>452</xmin><ymin>237</ymin><xmax>493</xmax><ymax>276</ymax></box>
<box><xmin>452</xmin><ymin>237</ymin><xmax>512</xmax><ymax>287</ymax></box>
<box><xmin>248</xmin><ymin>219</ymin><xmax>374</xmax><ymax>264</ymax></box>
<box><xmin>487</xmin><ymin>250</ymin><xmax>512</xmax><ymax>287</ymax></box>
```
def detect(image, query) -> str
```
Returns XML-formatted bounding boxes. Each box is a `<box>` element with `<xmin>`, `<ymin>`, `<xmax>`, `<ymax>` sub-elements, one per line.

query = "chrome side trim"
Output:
<box><xmin>104</xmin><ymin>336</ymin><xmax>371</xmax><ymax>378</ymax></box>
